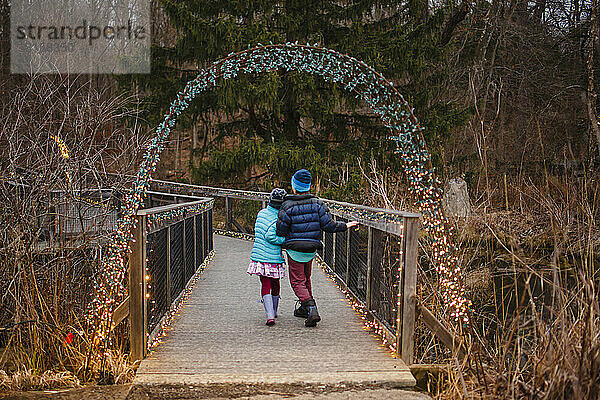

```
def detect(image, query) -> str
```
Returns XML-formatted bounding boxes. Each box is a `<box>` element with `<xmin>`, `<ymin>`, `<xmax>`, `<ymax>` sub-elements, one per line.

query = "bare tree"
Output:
<box><xmin>0</xmin><ymin>72</ymin><xmax>146</xmax><ymax>378</ymax></box>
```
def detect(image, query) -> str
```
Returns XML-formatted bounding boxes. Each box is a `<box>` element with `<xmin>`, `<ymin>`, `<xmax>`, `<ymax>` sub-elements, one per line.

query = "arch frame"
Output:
<box><xmin>88</xmin><ymin>43</ymin><xmax>468</xmax><ymax>349</ymax></box>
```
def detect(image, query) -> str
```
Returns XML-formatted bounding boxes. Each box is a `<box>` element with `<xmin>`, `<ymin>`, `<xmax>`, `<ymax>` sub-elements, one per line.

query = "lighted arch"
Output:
<box><xmin>89</xmin><ymin>43</ymin><xmax>468</xmax><ymax>346</ymax></box>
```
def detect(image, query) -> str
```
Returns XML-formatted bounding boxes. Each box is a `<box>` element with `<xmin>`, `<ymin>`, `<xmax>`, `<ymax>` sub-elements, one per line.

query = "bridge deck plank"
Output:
<box><xmin>135</xmin><ymin>235</ymin><xmax>415</xmax><ymax>386</ymax></box>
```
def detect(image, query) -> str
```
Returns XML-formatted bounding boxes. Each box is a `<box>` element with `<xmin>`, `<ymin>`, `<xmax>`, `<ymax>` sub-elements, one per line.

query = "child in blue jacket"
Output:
<box><xmin>276</xmin><ymin>169</ymin><xmax>358</xmax><ymax>327</ymax></box>
<box><xmin>247</xmin><ymin>188</ymin><xmax>287</xmax><ymax>325</ymax></box>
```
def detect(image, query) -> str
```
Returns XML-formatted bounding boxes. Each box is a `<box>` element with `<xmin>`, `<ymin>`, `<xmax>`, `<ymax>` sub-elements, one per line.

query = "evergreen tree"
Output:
<box><xmin>124</xmin><ymin>0</ymin><xmax>471</xmax><ymax>200</ymax></box>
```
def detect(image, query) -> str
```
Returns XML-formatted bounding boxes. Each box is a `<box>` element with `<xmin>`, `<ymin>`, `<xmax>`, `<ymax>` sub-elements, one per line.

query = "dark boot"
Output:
<box><xmin>294</xmin><ymin>300</ymin><xmax>309</xmax><ymax>318</ymax></box>
<box><xmin>304</xmin><ymin>298</ymin><xmax>321</xmax><ymax>327</ymax></box>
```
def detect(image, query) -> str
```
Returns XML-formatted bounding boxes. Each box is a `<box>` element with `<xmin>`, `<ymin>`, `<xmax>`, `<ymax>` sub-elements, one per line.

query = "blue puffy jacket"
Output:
<box><xmin>250</xmin><ymin>205</ymin><xmax>286</xmax><ymax>263</ymax></box>
<box><xmin>276</xmin><ymin>193</ymin><xmax>347</xmax><ymax>252</ymax></box>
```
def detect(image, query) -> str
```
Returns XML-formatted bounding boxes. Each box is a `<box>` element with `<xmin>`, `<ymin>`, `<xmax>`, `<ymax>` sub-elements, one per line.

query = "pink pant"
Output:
<box><xmin>260</xmin><ymin>276</ymin><xmax>280</xmax><ymax>297</ymax></box>
<box><xmin>287</xmin><ymin>258</ymin><xmax>313</xmax><ymax>301</ymax></box>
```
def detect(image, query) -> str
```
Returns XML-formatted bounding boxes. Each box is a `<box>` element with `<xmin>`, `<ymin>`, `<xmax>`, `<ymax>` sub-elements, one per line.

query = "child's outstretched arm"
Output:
<box><xmin>265</xmin><ymin>221</ymin><xmax>285</xmax><ymax>245</ymax></box>
<box><xmin>318</xmin><ymin>200</ymin><xmax>354</xmax><ymax>232</ymax></box>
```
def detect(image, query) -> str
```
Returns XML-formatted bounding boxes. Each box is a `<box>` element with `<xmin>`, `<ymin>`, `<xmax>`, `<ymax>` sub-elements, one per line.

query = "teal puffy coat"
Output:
<box><xmin>250</xmin><ymin>205</ymin><xmax>286</xmax><ymax>263</ymax></box>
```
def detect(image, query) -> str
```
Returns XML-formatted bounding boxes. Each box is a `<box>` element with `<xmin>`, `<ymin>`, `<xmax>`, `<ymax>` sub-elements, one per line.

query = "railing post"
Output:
<box><xmin>193</xmin><ymin>215</ymin><xmax>197</xmax><ymax>269</ymax></box>
<box><xmin>397</xmin><ymin>217</ymin><xmax>419</xmax><ymax>364</ymax></box>
<box><xmin>182</xmin><ymin>219</ymin><xmax>187</xmax><ymax>277</ymax></box>
<box><xmin>129</xmin><ymin>214</ymin><xmax>147</xmax><ymax>362</ymax></box>
<box><xmin>332</xmin><ymin>218</ymin><xmax>336</xmax><ymax>271</ymax></box>
<box><xmin>345</xmin><ymin>222</ymin><xmax>351</xmax><ymax>283</ymax></box>
<box><xmin>225</xmin><ymin>196</ymin><xmax>233</xmax><ymax>231</ymax></box>
<box><xmin>261</xmin><ymin>200</ymin><xmax>267</xmax><ymax>209</ymax></box>
<box><xmin>166</xmin><ymin>225</ymin><xmax>171</xmax><ymax>306</ymax></box>
<box><xmin>365</xmin><ymin>226</ymin><xmax>373</xmax><ymax>310</ymax></box>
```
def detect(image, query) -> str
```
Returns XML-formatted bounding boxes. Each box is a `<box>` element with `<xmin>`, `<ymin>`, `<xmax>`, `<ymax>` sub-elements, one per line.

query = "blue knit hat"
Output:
<box><xmin>291</xmin><ymin>169</ymin><xmax>312</xmax><ymax>192</ymax></box>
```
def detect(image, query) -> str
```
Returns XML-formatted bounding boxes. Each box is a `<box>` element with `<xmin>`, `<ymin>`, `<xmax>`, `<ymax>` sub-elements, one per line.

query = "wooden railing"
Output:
<box><xmin>7</xmin><ymin>172</ymin><xmax>457</xmax><ymax>364</ymax></box>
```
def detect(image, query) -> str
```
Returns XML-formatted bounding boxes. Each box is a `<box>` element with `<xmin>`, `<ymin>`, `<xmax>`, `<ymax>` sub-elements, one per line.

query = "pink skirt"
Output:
<box><xmin>247</xmin><ymin>260</ymin><xmax>286</xmax><ymax>279</ymax></box>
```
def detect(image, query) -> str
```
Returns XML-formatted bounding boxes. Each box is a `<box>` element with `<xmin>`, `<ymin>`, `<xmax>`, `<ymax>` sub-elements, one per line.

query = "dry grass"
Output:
<box><xmin>422</xmin><ymin>172</ymin><xmax>600</xmax><ymax>399</ymax></box>
<box><xmin>0</xmin><ymin>369</ymin><xmax>80</xmax><ymax>391</ymax></box>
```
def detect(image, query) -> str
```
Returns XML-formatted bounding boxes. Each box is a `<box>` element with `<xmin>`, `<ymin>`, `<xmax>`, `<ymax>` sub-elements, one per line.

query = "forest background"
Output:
<box><xmin>1</xmin><ymin>0</ymin><xmax>599</xmax><ymax>398</ymax></box>
<box><xmin>129</xmin><ymin>0</ymin><xmax>593</xmax><ymax>206</ymax></box>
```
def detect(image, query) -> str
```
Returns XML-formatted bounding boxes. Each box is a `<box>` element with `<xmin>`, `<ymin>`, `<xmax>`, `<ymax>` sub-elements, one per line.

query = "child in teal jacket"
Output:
<box><xmin>247</xmin><ymin>188</ymin><xmax>287</xmax><ymax>325</ymax></box>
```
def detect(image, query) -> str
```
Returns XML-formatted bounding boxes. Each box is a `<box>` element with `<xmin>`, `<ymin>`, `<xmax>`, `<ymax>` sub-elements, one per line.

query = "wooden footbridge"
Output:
<box><xmin>44</xmin><ymin>177</ymin><xmax>459</xmax><ymax>388</ymax></box>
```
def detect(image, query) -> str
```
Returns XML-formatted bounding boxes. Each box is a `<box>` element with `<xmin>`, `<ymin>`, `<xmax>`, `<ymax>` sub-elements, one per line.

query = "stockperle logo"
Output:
<box><xmin>11</xmin><ymin>0</ymin><xmax>150</xmax><ymax>74</ymax></box>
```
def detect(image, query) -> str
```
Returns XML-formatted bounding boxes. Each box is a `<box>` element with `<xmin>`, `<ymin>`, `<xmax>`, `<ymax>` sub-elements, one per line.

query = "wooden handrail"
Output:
<box><xmin>136</xmin><ymin>198</ymin><xmax>212</xmax><ymax>216</ymax></box>
<box><xmin>150</xmin><ymin>178</ymin><xmax>420</xmax><ymax>218</ymax></box>
<box><xmin>91</xmin><ymin>171</ymin><xmax>420</xmax><ymax>219</ymax></box>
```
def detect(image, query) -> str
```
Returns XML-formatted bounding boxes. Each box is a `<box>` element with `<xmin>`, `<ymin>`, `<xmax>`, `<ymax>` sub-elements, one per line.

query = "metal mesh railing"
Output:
<box><xmin>169</xmin><ymin>221</ymin><xmax>184</xmax><ymax>301</ymax></box>
<box><xmin>196</xmin><ymin>213</ymin><xmax>205</xmax><ymax>263</ymax></box>
<box><xmin>204</xmin><ymin>210</ymin><xmax>210</xmax><ymax>256</ymax></box>
<box><xmin>334</xmin><ymin>217</ymin><xmax>348</xmax><ymax>281</ymax></box>
<box><xmin>147</xmin><ymin>229</ymin><xmax>168</xmax><ymax>334</ymax></box>
<box><xmin>323</xmin><ymin>231</ymin><xmax>333</xmax><ymax>266</ymax></box>
<box><xmin>371</xmin><ymin>230</ymin><xmax>403</xmax><ymax>332</ymax></box>
<box><xmin>348</xmin><ymin>227</ymin><xmax>368</xmax><ymax>302</ymax></box>
<box><xmin>208</xmin><ymin>209</ymin><xmax>213</xmax><ymax>251</ymax></box>
<box><xmin>51</xmin><ymin>189</ymin><xmax>121</xmax><ymax>238</ymax></box>
<box><xmin>317</xmin><ymin>220</ymin><xmax>406</xmax><ymax>336</ymax></box>
<box><xmin>140</xmin><ymin>199</ymin><xmax>214</xmax><ymax>338</ymax></box>
<box><xmin>184</xmin><ymin>217</ymin><xmax>195</xmax><ymax>282</ymax></box>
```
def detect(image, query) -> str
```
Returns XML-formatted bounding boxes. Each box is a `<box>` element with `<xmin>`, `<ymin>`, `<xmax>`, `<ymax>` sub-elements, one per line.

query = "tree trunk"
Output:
<box><xmin>532</xmin><ymin>0</ymin><xmax>546</xmax><ymax>22</ymax></box>
<box><xmin>0</xmin><ymin>0</ymin><xmax>10</xmax><ymax>94</ymax></box>
<box><xmin>281</xmin><ymin>75</ymin><xmax>300</xmax><ymax>141</ymax></box>
<box><xmin>408</xmin><ymin>0</ymin><xmax>428</xmax><ymax>24</ymax></box>
<box><xmin>440</xmin><ymin>1</ymin><xmax>470</xmax><ymax>46</ymax></box>
<box><xmin>192</xmin><ymin>117</ymin><xmax>198</xmax><ymax>150</ymax></box>
<box><xmin>586</xmin><ymin>0</ymin><xmax>600</xmax><ymax>158</ymax></box>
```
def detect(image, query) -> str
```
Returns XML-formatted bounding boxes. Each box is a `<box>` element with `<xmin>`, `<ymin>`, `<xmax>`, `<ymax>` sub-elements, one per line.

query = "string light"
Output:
<box><xmin>88</xmin><ymin>43</ymin><xmax>470</xmax><ymax>359</ymax></box>
<box><xmin>147</xmin><ymin>200</ymin><xmax>214</xmax><ymax>230</ymax></box>
<box><xmin>51</xmin><ymin>135</ymin><xmax>70</xmax><ymax>159</ymax></box>
<box><xmin>51</xmin><ymin>135</ymin><xmax>72</xmax><ymax>186</ymax></box>
<box><xmin>214</xmin><ymin>229</ymin><xmax>255</xmax><ymax>241</ymax></box>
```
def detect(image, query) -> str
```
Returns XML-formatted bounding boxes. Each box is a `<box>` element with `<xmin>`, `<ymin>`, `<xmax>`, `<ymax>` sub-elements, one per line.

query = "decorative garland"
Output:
<box><xmin>88</xmin><ymin>43</ymin><xmax>469</xmax><ymax>357</ymax></box>
<box><xmin>146</xmin><ymin>199</ymin><xmax>214</xmax><ymax>230</ymax></box>
<box><xmin>214</xmin><ymin>229</ymin><xmax>255</xmax><ymax>241</ymax></box>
